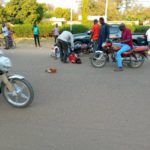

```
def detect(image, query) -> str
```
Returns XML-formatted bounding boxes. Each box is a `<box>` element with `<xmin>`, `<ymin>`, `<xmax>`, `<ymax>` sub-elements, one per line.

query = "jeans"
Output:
<box><xmin>34</xmin><ymin>34</ymin><xmax>40</xmax><ymax>46</ymax></box>
<box><xmin>115</xmin><ymin>43</ymin><xmax>131</xmax><ymax>68</ymax></box>
<box><xmin>57</xmin><ymin>39</ymin><xmax>68</xmax><ymax>62</ymax></box>
<box><xmin>4</xmin><ymin>36</ymin><xmax>9</xmax><ymax>49</ymax></box>
<box><xmin>92</xmin><ymin>40</ymin><xmax>98</xmax><ymax>52</ymax></box>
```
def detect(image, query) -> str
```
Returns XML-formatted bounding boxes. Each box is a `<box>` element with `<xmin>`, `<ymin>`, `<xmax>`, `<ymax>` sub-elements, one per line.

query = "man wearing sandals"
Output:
<box><xmin>114</xmin><ymin>23</ymin><xmax>133</xmax><ymax>72</ymax></box>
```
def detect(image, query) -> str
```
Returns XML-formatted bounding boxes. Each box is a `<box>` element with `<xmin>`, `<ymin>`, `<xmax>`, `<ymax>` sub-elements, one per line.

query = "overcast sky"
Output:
<box><xmin>37</xmin><ymin>0</ymin><xmax>78</xmax><ymax>9</ymax></box>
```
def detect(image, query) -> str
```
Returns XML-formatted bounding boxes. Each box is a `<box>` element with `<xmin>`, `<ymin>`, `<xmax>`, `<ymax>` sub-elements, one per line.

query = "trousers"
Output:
<box><xmin>115</xmin><ymin>43</ymin><xmax>131</xmax><ymax>68</ymax></box>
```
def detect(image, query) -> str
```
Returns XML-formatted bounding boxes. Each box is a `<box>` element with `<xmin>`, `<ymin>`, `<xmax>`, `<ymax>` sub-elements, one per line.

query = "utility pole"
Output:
<box><xmin>70</xmin><ymin>5</ymin><xmax>73</xmax><ymax>32</ymax></box>
<box><xmin>105</xmin><ymin>0</ymin><xmax>108</xmax><ymax>22</ymax></box>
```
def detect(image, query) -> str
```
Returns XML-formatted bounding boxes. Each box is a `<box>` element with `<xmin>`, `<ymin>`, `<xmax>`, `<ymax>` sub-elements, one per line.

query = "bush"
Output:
<box><xmin>134</xmin><ymin>25</ymin><xmax>150</xmax><ymax>33</ymax></box>
<box><xmin>59</xmin><ymin>24</ymin><xmax>90</xmax><ymax>34</ymax></box>
<box><xmin>13</xmin><ymin>23</ymin><xmax>54</xmax><ymax>38</ymax></box>
<box><xmin>12</xmin><ymin>23</ymin><xmax>150</xmax><ymax>38</ymax></box>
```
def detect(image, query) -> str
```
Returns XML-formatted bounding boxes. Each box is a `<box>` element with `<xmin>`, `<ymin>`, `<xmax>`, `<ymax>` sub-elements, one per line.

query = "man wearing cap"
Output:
<box><xmin>114</xmin><ymin>23</ymin><xmax>133</xmax><ymax>71</ymax></box>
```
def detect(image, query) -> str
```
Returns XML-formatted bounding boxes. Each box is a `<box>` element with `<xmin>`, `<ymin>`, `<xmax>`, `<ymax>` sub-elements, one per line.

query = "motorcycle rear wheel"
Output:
<box><xmin>2</xmin><ymin>78</ymin><xmax>34</xmax><ymax>108</ymax></box>
<box><xmin>91</xmin><ymin>51</ymin><xmax>107</xmax><ymax>68</ymax></box>
<box><xmin>128</xmin><ymin>53</ymin><xmax>144</xmax><ymax>68</ymax></box>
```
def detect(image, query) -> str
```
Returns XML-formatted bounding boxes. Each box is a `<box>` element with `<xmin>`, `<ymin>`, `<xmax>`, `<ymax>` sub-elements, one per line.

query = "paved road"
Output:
<box><xmin>0</xmin><ymin>41</ymin><xmax>150</xmax><ymax>150</ymax></box>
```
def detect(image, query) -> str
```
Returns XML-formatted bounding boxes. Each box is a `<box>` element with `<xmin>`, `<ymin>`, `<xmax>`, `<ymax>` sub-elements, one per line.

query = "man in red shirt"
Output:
<box><xmin>91</xmin><ymin>19</ymin><xmax>100</xmax><ymax>52</ymax></box>
<box><xmin>114</xmin><ymin>23</ymin><xmax>133</xmax><ymax>71</ymax></box>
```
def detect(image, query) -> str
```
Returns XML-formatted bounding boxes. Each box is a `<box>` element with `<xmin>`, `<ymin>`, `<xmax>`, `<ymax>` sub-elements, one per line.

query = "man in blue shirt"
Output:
<box><xmin>32</xmin><ymin>22</ymin><xmax>41</xmax><ymax>47</ymax></box>
<box><xmin>98</xmin><ymin>17</ymin><xmax>110</xmax><ymax>50</ymax></box>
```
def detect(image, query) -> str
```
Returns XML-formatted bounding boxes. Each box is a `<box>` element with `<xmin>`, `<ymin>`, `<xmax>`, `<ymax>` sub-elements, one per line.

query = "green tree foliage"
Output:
<box><xmin>122</xmin><ymin>5</ymin><xmax>150</xmax><ymax>23</ymax></box>
<box><xmin>54</xmin><ymin>7</ymin><xmax>70</xmax><ymax>20</ymax></box>
<box><xmin>0</xmin><ymin>3</ymin><xmax>4</xmax><ymax>23</ymax></box>
<box><xmin>5</xmin><ymin>0</ymin><xmax>45</xmax><ymax>24</ymax></box>
<box><xmin>88</xmin><ymin>0</ymin><xmax>121</xmax><ymax>21</ymax></box>
<box><xmin>54</xmin><ymin>7</ymin><xmax>78</xmax><ymax>21</ymax></box>
<box><xmin>82</xmin><ymin>0</ymin><xmax>89</xmax><ymax>23</ymax></box>
<box><xmin>44</xmin><ymin>4</ymin><xmax>55</xmax><ymax>18</ymax></box>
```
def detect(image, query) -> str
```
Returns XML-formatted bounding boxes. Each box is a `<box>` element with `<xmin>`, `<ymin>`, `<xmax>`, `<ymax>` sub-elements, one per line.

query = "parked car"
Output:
<box><xmin>132</xmin><ymin>33</ymin><xmax>148</xmax><ymax>46</ymax></box>
<box><xmin>73</xmin><ymin>24</ymin><xmax>148</xmax><ymax>46</ymax></box>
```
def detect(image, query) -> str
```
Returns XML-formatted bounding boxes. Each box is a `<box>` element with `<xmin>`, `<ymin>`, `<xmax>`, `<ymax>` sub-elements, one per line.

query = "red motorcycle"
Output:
<box><xmin>91</xmin><ymin>41</ymin><xmax>149</xmax><ymax>68</ymax></box>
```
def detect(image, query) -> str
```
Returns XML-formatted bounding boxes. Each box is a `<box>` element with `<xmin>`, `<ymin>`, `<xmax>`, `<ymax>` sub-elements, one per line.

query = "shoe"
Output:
<box><xmin>114</xmin><ymin>67</ymin><xmax>124</xmax><ymax>72</ymax></box>
<box><xmin>45</xmin><ymin>68</ymin><xmax>57</xmax><ymax>73</ymax></box>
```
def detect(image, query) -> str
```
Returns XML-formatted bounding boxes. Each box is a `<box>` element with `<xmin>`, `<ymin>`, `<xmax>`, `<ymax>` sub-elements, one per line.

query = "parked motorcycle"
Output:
<box><xmin>0</xmin><ymin>50</ymin><xmax>34</xmax><ymax>108</ymax></box>
<box><xmin>74</xmin><ymin>42</ymin><xmax>93</xmax><ymax>54</ymax></box>
<box><xmin>91</xmin><ymin>41</ymin><xmax>149</xmax><ymax>68</ymax></box>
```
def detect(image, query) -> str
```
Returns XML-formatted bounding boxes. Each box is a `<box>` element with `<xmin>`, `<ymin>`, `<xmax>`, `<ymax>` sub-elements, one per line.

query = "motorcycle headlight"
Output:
<box><xmin>102</xmin><ymin>42</ymin><xmax>106</xmax><ymax>47</ymax></box>
<box><xmin>0</xmin><ymin>56</ymin><xmax>12</xmax><ymax>72</ymax></box>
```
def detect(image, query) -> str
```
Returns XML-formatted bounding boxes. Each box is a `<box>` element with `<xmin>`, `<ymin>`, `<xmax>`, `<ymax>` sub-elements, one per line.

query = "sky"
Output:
<box><xmin>37</xmin><ymin>0</ymin><xmax>150</xmax><ymax>9</ymax></box>
<box><xmin>37</xmin><ymin>0</ymin><xmax>79</xmax><ymax>9</ymax></box>
<box><xmin>3</xmin><ymin>0</ymin><xmax>150</xmax><ymax>8</ymax></box>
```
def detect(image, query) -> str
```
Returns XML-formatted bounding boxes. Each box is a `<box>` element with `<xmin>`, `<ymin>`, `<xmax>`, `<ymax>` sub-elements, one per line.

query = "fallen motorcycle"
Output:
<box><xmin>91</xmin><ymin>41</ymin><xmax>149</xmax><ymax>68</ymax></box>
<box><xmin>0</xmin><ymin>50</ymin><xmax>34</xmax><ymax>108</ymax></box>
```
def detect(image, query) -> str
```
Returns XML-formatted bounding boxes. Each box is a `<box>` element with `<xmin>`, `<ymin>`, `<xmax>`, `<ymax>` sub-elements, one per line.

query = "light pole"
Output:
<box><xmin>70</xmin><ymin>5</ymin><xmax>73</xmax><ymax>31</ymax></box>
<box><xmin>105</xmin><ymin>0</ymin><xmax>108</xmax><ymax>22</ymax></box>
<box><xmin>70</xmin><ymin>0</ymin><xmax>74</xmax><ymax>31</ymax></box>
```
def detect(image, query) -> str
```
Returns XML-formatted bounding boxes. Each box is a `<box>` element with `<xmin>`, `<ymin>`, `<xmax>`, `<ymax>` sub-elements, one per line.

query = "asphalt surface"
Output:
<box><xmin>0</xmin><ymin>40</ymin><xmax>150</xmax><ymax>150</ymax></box>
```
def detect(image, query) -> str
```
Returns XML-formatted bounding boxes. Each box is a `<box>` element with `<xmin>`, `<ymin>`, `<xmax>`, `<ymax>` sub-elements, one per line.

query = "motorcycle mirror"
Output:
<box><xmin>87</xmin><ymin>30</ymin><xmax>92</xmax><ymax>35</ymax></box>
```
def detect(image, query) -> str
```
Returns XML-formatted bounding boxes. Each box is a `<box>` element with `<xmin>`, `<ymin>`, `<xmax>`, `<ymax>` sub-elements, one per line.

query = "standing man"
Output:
<box><xmin>57</xmin><ymin>31</ymin><xmax>74</xmax><ymax>63</ymax></box>
<box><xmin>53</xmin><ymin>24</ymin><xmax>59</xmax><ymax>43</ymax></box>
<box><xmin>114</xmin><ymin>23</ymin><xmax>133</xmax><ymax>72</ymax></box>
<box><xmin>1</xmin><ymin>23</ymin><xmax>9</xmax><ymax>49</ymax></box>
<box><xmin>32</xmin><ymin>22</ymin><xmax>41</xmax><ymax>47</ymax></box>
<box><xmin>91</xmin><ymin>19</ymin><xmax>100</xmax><ymax>52</ymax></box>
<box><xmin>146</xmin><ymin>27</ymin><xmax>150</xmax><ymax>49</ymax></box>
<box><xmin>98</xmin><ymin>17</ymin><xmax>109</xmax><ymax>50</ymax></box>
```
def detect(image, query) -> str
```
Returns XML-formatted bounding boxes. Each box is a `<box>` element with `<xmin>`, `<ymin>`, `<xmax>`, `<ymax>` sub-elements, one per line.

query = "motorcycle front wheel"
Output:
<box><xmin>128</xmin><ymin>53</ymin><xmax>144</xmax><ymax>68</ymax></box>
<box><xmin>2</xmin><ymin>78</ymin><xmax>34</xmax><ymax>108</ymax></box>
<box><xmin>91</xmin><ymin>51</ymin><xmax>107</xmax><ymax>68</ymax></box>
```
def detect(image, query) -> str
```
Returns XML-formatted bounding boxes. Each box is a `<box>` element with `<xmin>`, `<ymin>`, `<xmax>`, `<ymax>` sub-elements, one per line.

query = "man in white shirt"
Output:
<box><xmin>1</xmin><ymin>23</ymin><xmax>9</xmax><ymax>49</ymax></box>
<box><xmin>146</xmin><ymin>28</ymin><xmax>150</xmax><ymax>49</ymax></box>
<box><xmin>57</xmin><ymin>31</ymin><xmax>74</xmax><ymax>63</ymax></box>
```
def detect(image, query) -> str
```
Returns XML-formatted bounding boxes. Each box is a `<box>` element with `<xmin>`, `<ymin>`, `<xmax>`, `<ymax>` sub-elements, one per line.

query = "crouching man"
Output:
<box><xmin>57</xmin><ymin>31</ymin><xmax>74</xmax><ymax>63</ymax></box>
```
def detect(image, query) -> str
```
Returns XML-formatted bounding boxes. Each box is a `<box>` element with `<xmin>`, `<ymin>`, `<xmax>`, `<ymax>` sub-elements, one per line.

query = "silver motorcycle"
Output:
<box><xmin>0</xmin><ymin>50</ymin><xmax>34</xmax><ymax>108</ymax></box>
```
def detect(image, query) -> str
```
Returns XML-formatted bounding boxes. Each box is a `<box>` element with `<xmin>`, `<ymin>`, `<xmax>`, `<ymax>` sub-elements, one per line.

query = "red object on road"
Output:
<box><xmin>69</xmin><ymin>53</ymin><xmax>78</xmax><ymax>63</ymax></box>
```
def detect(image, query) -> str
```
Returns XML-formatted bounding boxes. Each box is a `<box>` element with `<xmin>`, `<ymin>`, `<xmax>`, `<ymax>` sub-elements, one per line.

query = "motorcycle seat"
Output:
<box><xmin>132</xmin><ymin>46</ymin><xmax>148</xmax><ymax>52</ymax></box>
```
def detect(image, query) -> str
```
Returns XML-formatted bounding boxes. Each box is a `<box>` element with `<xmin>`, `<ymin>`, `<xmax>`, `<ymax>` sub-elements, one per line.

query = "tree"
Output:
<box><xmin>43</xmin><ymin>4</ymin><xmax>55</xmax><ymax>18</ymax></box>
<box><xmin>5</xmin><ymin>0</ymin><xmax>45</xmax><ymax>24</ymax></box>
<box><xmin>82</xmin><ymin>0</ymin><xmax>89</xmax><ymax>23</ymax></box>
<box><xmin>88</xmin><ymin>0</ymin><xmax>105</xmax><ymax>16</ymax></box>
<box><xmin>54</xmin><ymin>7</ymin><xmax>70</xmax><ymax>20</ymax></box>
<box><xmin>122</xmin><ymin>5</ymin><xmax>150</xmax><ymax>23</ymax></box>
<box><xmin>88</xmin><ymin>0</ymin><xmax>121</xmax><ymax>21</ymax></box>
<box><xmin>0</xmin><ymin>3</ymin><xmax>4</xmax><ymax>23</ymax></box>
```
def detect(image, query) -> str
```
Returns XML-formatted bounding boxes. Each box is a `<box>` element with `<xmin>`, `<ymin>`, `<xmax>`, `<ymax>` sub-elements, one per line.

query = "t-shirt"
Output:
<box><xmin>91</xmin><ymin>23</ymin><xmax>100</xmax><ymax>40</ymax></box>
<box><xmin>58</xmin><ymin>31</ymin><xmax>74</xmax><ymax>48</ymax></box>
<box><xmin>146</xmin><ymin>28</ymin><xmax>150</xmax><ymax>42</ymax></box>
<box><xmin>2</xmin><ymin>26</ymin><xmax>9</xmax><ymax>37</ymax></box>
<box><xmin>33</xmin><ymin>26</ymin><xmax>39</xmax><ymax>35</ymax></box>
<box><xmin>121</xmin><ymin>28</ymin><xmax>133</xmax><ymax>48</ymax></box>
<box><xmin>54</xmin><ymin>27</ymin><xmax>59</xmax><ymax>36</ymax></box>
